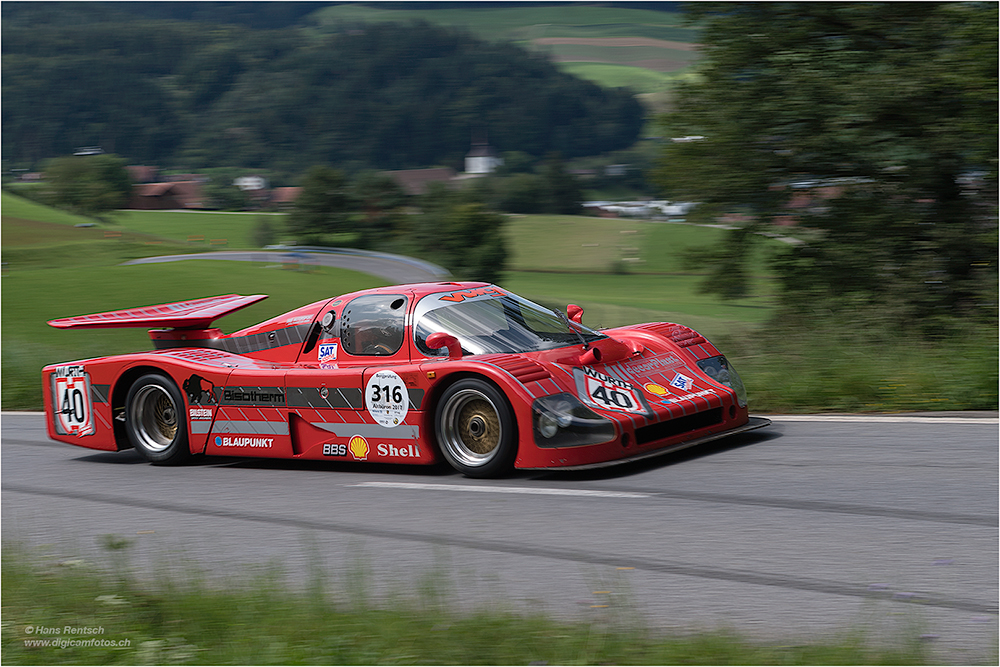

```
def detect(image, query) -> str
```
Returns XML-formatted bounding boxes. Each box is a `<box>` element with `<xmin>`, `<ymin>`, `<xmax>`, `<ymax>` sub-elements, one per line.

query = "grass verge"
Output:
<box><xmin>1</xmin><ymin>261</ymin><xmax>386</xmax><ymax>410</ymax></box>
<box><xmin>2</xmin><ymin>542</ymin><xmax>928</xmax><ymax>666</ymax></box>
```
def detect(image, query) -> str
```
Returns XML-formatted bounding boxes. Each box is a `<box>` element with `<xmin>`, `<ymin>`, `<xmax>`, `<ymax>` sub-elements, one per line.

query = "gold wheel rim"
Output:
<box><xmin>457</xmin><ymin>399</ymin><xmax>501</xmax><ymax>455</ymax></box>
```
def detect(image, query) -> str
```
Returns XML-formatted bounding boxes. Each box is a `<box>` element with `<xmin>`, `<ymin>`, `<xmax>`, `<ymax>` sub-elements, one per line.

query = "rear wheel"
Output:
<box><xmin>435</xmin><ymin>378</ymin><xmax>516</xmax><ymax>478</ymax></box>
<box><xmin>125</xmin><ymin>374</ymin><xmax>191</xmax><ymax>465</ymax></box>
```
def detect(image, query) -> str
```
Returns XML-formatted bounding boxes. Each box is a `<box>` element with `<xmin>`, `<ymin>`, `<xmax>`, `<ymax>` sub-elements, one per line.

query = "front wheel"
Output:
<box><xmin>435</xmin><ymin>378</ymin><xmax>516</xmax><ymax>478</ymax></box>
<box><xmin>125</xmin><ymin>374</ymin><xmax>191</xmax><ymax>465</ymax></box>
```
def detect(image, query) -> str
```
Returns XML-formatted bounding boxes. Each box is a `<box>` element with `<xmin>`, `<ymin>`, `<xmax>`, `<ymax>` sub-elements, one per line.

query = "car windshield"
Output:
<box><xmin>414</xmin><ymin>287</ymin><xmax>605</xmax><ymax>356</ymax></box>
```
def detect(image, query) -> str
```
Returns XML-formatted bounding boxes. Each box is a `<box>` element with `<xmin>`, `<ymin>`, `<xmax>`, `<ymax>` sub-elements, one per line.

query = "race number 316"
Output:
<box><xmin>365</xmin><ymin>369</ymin><xmax>408</xmax><ymax>428</ymax></box>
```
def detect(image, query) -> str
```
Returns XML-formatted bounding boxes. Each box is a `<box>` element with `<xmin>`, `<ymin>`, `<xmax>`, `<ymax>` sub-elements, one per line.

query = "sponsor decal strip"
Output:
<box><xmin>619</xmin><ymin>354</ymin><xmax>684</xmax><ymax>376</ymax></box>
<box><xmin>91</xmin><ymin>384</ymin><xmax>110</xmax><ymax>404</ymax></box>
<box><xmin>215</xmin><ymin>386</ymin><xmax>286</xmax><ymax>407</ymax></box>
<box><xmin>286</xmin><ymin>387</ymin><xmax>363</xmax><ymax>410</ymax></box>
<box><xmin>214</xmin><ymin>435</ymin><xmax>274</xmax><ymax>448</ymax></box>
<box><xmin>311</xmin><ymin>422</ymin><xmax>420</xmax><ymax>440</ymax></box>
<box><xmin>349</xmin><ymin>481</ymin><xmax>651</xmax><ymax>499</ymax></box>
<box><xmin>211</xmin><ymin>420</ymin><xmax>289</xmax><ymax>435</ymax></box>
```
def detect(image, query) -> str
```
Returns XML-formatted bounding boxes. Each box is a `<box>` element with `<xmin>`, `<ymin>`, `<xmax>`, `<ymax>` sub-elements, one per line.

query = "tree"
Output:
<box><xmin>251</xmin><ymin>216</ymin><xmax>277</xmax><ymax>248</ymax></box>
<box><xmin>411</xmin><ymin>184</ymin><xmax>508</xmax><ymax>283</ymax></box>
<box><xmin>494</xmin><ymin>173</ymin><xmax>546</xmax><ymax>214</ymax></box>
<box><xmin>286</xmin><ymin>166</ymin><xmax>353</xmax><ymax>243</ymax></box>
<box><xmin>3</xmin><ymin>18</ymin><xmax>643</xmax><ymax>172</ymax></box>
<box><xmin>541</xmin><ymin>153</ymin><xmax>582</xmax><ymax>215</ymax></box>
<box><xmin>655</xmin><ymin>2</ymin><xmax>998</xmax><ymax>327</ymax></box>
<box><xmin>42</xmin><ymin>153</ymin><xmax>131</xmax><ymax>219</ymax></box>
<box><xmin>352</xmin><ymin>171</ymin><xmax>407</xmax><ymax>247</ymax></box>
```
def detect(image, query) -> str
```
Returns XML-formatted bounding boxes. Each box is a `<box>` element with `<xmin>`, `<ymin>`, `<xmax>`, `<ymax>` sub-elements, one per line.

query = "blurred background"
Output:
<box><xmin>2</xmin><ymin>4</ymin><xmax>997</xmax><ymax>665</ymax></box>
<box><xmin>2</xmin><ymin>1</ymin><xmax>996</xmax><ymax>412</ymax></box>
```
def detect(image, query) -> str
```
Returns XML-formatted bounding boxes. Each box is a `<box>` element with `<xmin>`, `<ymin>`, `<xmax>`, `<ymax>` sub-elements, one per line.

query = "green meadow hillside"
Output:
<box><xmin>3</xmin><ymin>192</ymin><xmax>994</xmax><ymax>413</ymax></box>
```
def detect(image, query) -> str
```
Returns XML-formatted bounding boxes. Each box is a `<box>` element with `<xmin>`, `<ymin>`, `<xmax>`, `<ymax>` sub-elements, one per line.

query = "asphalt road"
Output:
<box><xmin>3</xmin><ymin>413</ymin><xmax>996</xmax><ymax>663</ymax></box>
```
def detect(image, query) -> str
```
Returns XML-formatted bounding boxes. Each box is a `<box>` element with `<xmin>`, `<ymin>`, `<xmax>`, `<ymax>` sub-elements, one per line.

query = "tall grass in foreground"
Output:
<box><xmin>1</xmin><ymin>542</ymin><xmax>930</xmax><ymax>666</ymax></box>
<box><xmin>721</xmin><ymin>312</ymin><xmax>999</xmax><ymax>413</ymax></box>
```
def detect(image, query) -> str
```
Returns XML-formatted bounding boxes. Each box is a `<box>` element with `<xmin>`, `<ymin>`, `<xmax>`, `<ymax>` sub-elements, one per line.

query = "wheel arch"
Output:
<box><xmin>422</xmin><ymin>368</ymin><xmax>523</xmax><ymax>459</ymax></box>
<box><xmin>111</xmin><ymin>365</ymin><xmax>180</xmax><ymax>452</ymax></box>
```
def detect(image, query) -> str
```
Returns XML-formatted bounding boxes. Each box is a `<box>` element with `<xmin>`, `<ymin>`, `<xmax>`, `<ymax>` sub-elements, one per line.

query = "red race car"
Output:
<box><xmin>43</xmin><ymin>282</ymin><xmax>769</xmax><ymax>477</ymax></box>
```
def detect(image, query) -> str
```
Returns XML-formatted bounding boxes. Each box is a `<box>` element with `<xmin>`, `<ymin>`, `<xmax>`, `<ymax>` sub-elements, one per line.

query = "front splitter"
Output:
<box><xmin>521</xmin><ymin>416</ymin><xmax>772</xmax><ymax>471</ymax></box>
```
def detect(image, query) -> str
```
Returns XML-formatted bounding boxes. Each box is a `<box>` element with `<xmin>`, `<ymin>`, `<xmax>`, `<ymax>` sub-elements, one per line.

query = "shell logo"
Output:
<box><xmin>348</xmin><ymin>435</ymin><xmax>369</xmax><ymax>461</ymax></box>
<box><xmin>644</xmin><ymin>383</ymin><xmax>669</xmax><ymax>396</ymax></box>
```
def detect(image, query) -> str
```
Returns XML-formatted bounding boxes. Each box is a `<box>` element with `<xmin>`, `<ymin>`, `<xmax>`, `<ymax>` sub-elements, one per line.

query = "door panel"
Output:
<box><xmin>205</xmin><ymin>368</ymin><xmax>293</xmax><ymax>457</ymax></box>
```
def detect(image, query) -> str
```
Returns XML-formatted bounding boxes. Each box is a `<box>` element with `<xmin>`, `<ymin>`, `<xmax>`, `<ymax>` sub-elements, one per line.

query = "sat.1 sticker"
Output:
<box><xmin>51</xmin><ymin>365</ymin><xmax>95</xmax><ymax>436</ymax></box>
<box><xmin>365</xmin><ymin>370</ymin><xmax>408</xmax><ymax>427</ymax></box>
<box><xmin>573</xmin><ymin>367</ymin><xmax>650</xmax><ymax>416</ymax></box>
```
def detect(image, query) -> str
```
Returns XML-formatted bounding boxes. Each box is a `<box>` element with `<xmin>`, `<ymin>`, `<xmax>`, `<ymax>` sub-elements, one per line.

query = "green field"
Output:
<box><xmin>3</xmin><ymin>192</ymin><xmax>995</xmax><ymax>413</ymax></box>
<box><xmin>560</xmin><ymin>63</ymin><xmax>684</xmax><ymax>94</ymax></box>
<box><xmin>110</xmin><ymin>210</ymin><xmax>283</xmax><ymax>249</ymax></box>
<box><xmin>3</xmin><ymin>194</ymin><xmax>778</xmax><ymax>410</ymax></box>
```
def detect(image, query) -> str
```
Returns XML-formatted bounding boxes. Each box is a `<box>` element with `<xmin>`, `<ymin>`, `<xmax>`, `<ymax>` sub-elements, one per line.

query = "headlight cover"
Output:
<box><xmin>696</xmin><ymin>356</ymin><xmax>747</xmax><ymax>407</ymax></box>
<box><xmin>532</xmin><ymin>393</ymin><xmax>617</xmax><ymax>448</ymax></box>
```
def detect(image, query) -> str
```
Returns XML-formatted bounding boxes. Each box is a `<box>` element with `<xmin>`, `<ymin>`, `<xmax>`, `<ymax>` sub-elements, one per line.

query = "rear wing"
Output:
<box><xmin>47</xmin><ymin>294</ymin><xmax>268</xmax><ymax>330</ymax></box>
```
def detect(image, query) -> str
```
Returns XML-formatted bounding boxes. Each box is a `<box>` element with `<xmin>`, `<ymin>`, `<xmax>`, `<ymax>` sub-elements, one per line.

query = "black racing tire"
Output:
<box><xmin>125</xmin><ymin>373</ymin><xmax>191</xmax><ymax>465</ymax></box>
<box><xmin>435</xmin><ymin>378</ymin><xmax>517</xmax><ymax>478</ymax></box>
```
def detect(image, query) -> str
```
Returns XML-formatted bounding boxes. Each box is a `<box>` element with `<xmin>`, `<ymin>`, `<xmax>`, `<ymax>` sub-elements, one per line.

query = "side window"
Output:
<box><xmin>341</xmin><ymin>295</ymin><xmax>407</xmax><ymax>356</ymax></box>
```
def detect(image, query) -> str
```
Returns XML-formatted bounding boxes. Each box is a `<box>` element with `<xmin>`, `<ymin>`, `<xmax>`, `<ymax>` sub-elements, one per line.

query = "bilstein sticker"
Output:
<box><xmin>189</xmin><ymin>407</ymin><xmax>213</xmax><ymax>421</ymax></box>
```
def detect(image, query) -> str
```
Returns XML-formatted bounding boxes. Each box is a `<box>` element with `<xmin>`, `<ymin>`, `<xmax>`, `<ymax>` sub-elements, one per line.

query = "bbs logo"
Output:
<box><xmin>323</xmin><ymin>443</ymin><xmax>347</xmax><ymax>457</ymax></box>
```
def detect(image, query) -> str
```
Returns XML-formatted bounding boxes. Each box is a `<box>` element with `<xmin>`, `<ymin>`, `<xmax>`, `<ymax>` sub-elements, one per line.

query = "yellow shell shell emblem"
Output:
<box><xmin>644</xmin><ymin>383</ymin><xmax>669</xmax><ymax>396</ymax></box>
<box><xmin>348</xmin><ymin>435</ymin><xmax>369</xmax><ymax>461</ymax></box>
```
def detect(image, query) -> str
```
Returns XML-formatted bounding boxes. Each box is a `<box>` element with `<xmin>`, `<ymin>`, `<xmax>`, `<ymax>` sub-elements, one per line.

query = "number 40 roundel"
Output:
<box><xmin>572</xmin><ymin>367</ymin><xmax>650</xmax><ymax>416</ymax></box>
<box><xmin>51</xmin><ymin>365</ymin><xmax>95</xmax><ymax>436</ymax></box>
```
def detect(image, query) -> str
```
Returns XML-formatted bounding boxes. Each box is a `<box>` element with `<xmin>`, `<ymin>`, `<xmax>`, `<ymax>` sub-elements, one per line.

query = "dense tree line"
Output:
<box><xmin>288</xmin><ymin>167</ymin><xmax>506</xmax><ymax>282</ymax></box>
<box><xmin>35</xmin><ymin>154</ymin><xmax>132</xmax><ymax>219</ymax></box>
<box><xmin>657</xmin><ymin>2</ymin><xmax>997</xmax><ymax>332</ymax></box>
<box><xmin>0</xmin><ymin>2</ymin><xmax>322</xmax><ymax>30</ymax></box>
<box><xmin>2</xmin><ymin>17</ymin><xmax>644</xmax><ymax>175</ymax></box>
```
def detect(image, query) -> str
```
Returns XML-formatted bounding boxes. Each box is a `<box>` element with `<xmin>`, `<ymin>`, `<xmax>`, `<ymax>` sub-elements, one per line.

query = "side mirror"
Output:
<box><xmin>567</xmin><ymin>304</ymin><xmax>584</xmax><ymax>324</ymax></box>
<box><xmin>320</xmin><ymin>310</ymin><xmax>336</xmax><ymax>331</ymax></box>
<box><xmin>426</xmin><ymin>332</ymin><xmax>463</xmax><ymax>360</ymax></box>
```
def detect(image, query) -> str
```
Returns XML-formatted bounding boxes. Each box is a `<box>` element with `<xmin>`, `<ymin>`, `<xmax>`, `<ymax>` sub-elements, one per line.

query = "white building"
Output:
<box><xmin>465</xmin><ymin>141</ymin><xmax>503</xmax><ymax>175</ymax></box>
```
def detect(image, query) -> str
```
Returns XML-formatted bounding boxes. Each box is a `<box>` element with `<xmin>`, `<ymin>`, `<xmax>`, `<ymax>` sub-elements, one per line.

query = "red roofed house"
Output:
<box><xmin>129</xmin><ymin>180</ymin><xmax>207</xmax><ymax>210</ymax></box>
<box><xmin>269</xmin><ymin>187</ymin><xmax>302</xmax><ymax>209</ymax></box>
<box><xmin>126</xmin><ymin>165</ymin><xmax>159</xmax><ymax>183</ymax></box>
<box><xmin>383</xmin><ymin>168</ymin><xmax>457</xmax><ymax>196</ymax></box>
